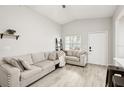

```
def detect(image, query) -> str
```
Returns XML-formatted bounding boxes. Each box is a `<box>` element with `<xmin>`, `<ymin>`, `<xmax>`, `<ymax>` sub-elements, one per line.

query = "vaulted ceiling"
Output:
<box><xmin>28</xmin><ymin>5</ymin><xmax>117</xmax><ymax>24</ymax></box>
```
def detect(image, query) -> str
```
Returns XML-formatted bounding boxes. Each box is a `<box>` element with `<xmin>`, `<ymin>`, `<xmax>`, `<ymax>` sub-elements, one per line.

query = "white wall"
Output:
<box><xmin>113</xmin><ymin>6</ymin><xmax>124</xmax><ymax>58</ymax></box>
<box><xmin>0</xmin><ymin>6</ymin><xmax>61</xmax><ymax>57</ymax></box>
<box><xmin>62</xmin><ymin>18</ymin><xmax>112</xmax><ymax>64</ymax></box>
<box><xmin>116</xmin><ymin>17</ymin><xmax>124</xmax><ymax>58</ymax></box>
<box><xmin>112</xmin><ymin>6</ymin><xmax>124</xmax><ymax>58</ymax></box>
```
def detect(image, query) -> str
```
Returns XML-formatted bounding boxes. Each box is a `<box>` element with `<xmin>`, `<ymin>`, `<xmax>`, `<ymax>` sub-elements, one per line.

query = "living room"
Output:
<box><xmin>0</xmin><ymin>2</ymin><xmax>124</xmax><ymax>89</ymax></box>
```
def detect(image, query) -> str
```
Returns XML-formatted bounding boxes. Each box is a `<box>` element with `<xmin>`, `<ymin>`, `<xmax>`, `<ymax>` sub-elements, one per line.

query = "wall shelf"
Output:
<box><xmin>0</xmin><ymin>33</ymin><xmax>19</xmax><ymax>40</ymax></box>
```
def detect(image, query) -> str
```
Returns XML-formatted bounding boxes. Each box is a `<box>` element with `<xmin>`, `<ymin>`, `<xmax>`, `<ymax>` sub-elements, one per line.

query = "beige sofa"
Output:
<box><xmin>0</xmin><ymin>52</ymin><xmax>59</xmax><ymax>87</ymax></box>
<box><xmin>65</xmin><ymin>50</ymin><xmax>88</xmax><ymax>67</ymax></box>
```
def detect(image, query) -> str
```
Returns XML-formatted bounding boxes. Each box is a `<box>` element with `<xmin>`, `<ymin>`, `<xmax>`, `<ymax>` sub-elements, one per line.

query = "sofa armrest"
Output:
<box><xmin>0</xmin><ymin>64</ymin><xmax>20</xmax><ymax>87</ymax></box>
<box><xmin>80</xmin><ymin>53</ymin><xmax>88</xmax><ymax>66</ymax></box>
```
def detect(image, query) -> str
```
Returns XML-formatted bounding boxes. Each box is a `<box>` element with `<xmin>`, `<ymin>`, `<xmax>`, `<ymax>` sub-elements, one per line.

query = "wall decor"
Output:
<box><xmin>0</xmin><ymin>29</ymin><xmax>19</xmax><ymax>40</ymax></box>
<box><xmin>55</xmin><ymin>38</ymin><xmax>63</xmax><ymax>51</ymax></box>
<box><xmin>5</xmin><ymin>29</ymin><xmax>16</xmax><ymax>35</ymax></box>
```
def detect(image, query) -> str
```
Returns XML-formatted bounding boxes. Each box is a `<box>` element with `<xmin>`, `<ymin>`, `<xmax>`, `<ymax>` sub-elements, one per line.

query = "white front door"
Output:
<box><xmin>88</xmin><ymin>32</ymin><xmax>108</xmax><ymax>66</ymax></box>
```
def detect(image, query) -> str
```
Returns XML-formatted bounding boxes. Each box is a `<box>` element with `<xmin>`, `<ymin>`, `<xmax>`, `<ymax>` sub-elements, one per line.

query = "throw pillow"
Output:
<box><xmin>75</xmin><ymin>50</ymin><xmax>81</xmax><ymax>58</ymax></box>
<box><xmin>67</xmin><ymin>50</ymin><xmax>73</xmax><ymax>56</ymax></box>
<box><xmin>57</xmin><ymin>51</ymin><xmax>65</xmax><ymax>57</ymax></box>
<box><xmin>3</xmin><ymin>57</ymin><xmax>24</xmax><ymax>72</ymax></box>
<box><xmin>48</xmin><ymin>51</ymin><xmax>57</xmax><ymax>61</ymax></box>
<box><xmin>18</xmin><ymin>59</ymin><xmax>31</xmax><ymax>70</ymax></box>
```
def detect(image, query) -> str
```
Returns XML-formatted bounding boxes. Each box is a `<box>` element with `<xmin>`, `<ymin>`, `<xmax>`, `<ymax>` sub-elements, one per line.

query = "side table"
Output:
<box><xmin>105</xmin><ymin>65</ymin><xmax>124</xmax><ymax>87</ymax></box>
<box><xmin>112</xmin><ymin>76</ymin><xmax>124</xmax><ymax>87</ymax></box>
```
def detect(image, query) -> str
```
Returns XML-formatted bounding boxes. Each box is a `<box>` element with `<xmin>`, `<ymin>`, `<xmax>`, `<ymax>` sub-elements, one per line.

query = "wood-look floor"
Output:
<box><xmin>30</xmin><ymin>64</ymin><xmax>107</xmax><ymax>87</ymax></box>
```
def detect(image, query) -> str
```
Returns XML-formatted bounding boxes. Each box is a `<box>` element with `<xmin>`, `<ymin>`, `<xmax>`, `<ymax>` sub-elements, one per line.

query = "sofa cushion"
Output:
<box><xmin>3</xmin><ymin>57</ymin><xmax>24</xmax><ymax>72</ymax></box>
<box><xmin>67</xmin><ymin>50</ymin><xmax>73</xmax><ymax>56</ymax></box>
<box><xmin>72</xmin><ymin>50</ymin><xmax>80</xmax><ymax>58</ymax></box>
<box><xmin>34</xmin><ymin>60</ymin><xmax>55</xmax><ymax>70</ymax></box>
<box><xmin>18</xmin><ymin>59</ymin><xmax>32</xmax><ymax>70</ymax></box>
<box><xmin>65</xmin><ymin>56</ymin><xmax>80</xmax><ymax>62</ymax></box>
<box><xmin>0</xmin><ymin>58</ymin><xmax>6</xmax><ymax>65</ymax></box>
<box><xmin>31</xmin><ymin>52</ymin><xmax>45</xmax><ymax>64</ymax></box>
<box><xmin>57</xmin><ymin>51</ymin><xmax>65</xmax><ymax>57</ymax></box>
<box><xmin>53</xmin><ymin>60</ymin><xmax>60</xmax><ymax>65</ymax></box>
<box><xmin>72</xmin><ymin>50</ymin><xmax>77</xmax><ymax>57</ymax></box>
<box><xmin>13</xmin><ymin>54</ymin><xmax>33</xmax><ymax>65</ymax></box>
<box><xmin>67</xmin><ymin>50</ymin><xmax>87</xmax><ymax>58</ymax></box>
<box><xmin>76</xmin><ymin>51</ymin><xmax>82</xmax><ymax>58</ymax></box>
<box><xmin>48</xmin><ymin>51</ymin><xmax>57</xmax><ymax>61</ymax></box>
<box><xmin>44</xmin><ymin>52</ymin><xmax>50</xmax><ymax>60</ymax></box>
<box><xmin>21</xmin><ymin>65</ymin><xmax>42</xmax><ymax>80</ymax></box>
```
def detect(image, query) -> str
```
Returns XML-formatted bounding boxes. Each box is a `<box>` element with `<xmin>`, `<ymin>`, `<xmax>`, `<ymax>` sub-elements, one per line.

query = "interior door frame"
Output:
<box><xmin>87</xmin><ymin>31</ymin><xmax>108</xmax><ymax>66</ymax></box>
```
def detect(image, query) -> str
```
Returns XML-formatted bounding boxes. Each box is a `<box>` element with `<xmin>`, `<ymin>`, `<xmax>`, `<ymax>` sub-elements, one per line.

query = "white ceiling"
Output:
<box><xmin>28</xmin><ymin>5</ymin><xmax>117</xmax><ymax>24</ymax></box>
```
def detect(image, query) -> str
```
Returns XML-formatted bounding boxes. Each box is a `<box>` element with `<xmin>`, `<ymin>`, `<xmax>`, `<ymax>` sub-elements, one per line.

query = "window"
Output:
<box><xmin>65</xmin><ymin>35</ymin><xmax>81</xmax><ymax>50</ymax></box>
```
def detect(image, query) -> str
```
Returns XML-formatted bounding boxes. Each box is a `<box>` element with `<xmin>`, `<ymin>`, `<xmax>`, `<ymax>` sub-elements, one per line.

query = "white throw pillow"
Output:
<box><xmin>18</xmin><ymin>59</ymin><xmax>32</xmax><ymax>70</ymax></box>
<box><xmin>48</xmin><ymin>51</ymin><xmax>57</xmax><ymax>61</ymax></box>
<box><xmin>13</xmin><ymin>54</ymin><xmax>33</xmax><ymax>65</ymax></box>
<box><xmin>31</xmin><ymin>52</ymin><xmax>45</xmax><ymax>63</ymax></box>
<box><xmin>3</xmin><ymin>57</ymin><xmax>24</xmax><ymax>72</ymax></box>
<box><xmin>44</xmin><ymin>52</ymin><xmax>50</xmax><ymax>60</ymax></box>
<box><xmin>57</xmin><ymin>51</ymin><xmax>65</xmax><ymax>57</ymax></box>
<box><xmin>67</xmin><ymin>50</ymin><xmax>73</xmax><ymax>56</ymax></box>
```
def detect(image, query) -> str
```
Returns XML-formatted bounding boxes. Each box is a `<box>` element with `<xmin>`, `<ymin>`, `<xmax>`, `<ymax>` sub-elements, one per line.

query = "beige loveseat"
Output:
<box><xmin>65</xmin><ymin>50</ymin><xmax>88</xmax><ymax>67</ymax></box>
<box><xmin>0</xmin><ymin>51</ymin><xmax>59</xmax><ymax>87</ymax></box>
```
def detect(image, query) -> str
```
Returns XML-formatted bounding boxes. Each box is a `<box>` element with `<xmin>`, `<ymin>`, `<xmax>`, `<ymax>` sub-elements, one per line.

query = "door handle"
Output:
<box><xmin>89</xmin><ymin>46</ymin><xmax>92</xmax><ymax>52</ymax></box>
<box><xmin>89</xmin><ymin>49</ymin><xmax>92</xmax><ymax>52</ymax></box>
